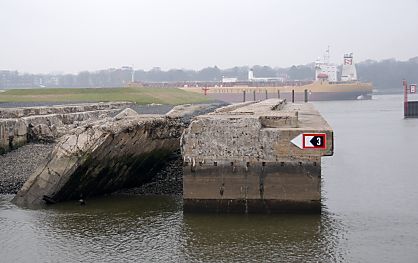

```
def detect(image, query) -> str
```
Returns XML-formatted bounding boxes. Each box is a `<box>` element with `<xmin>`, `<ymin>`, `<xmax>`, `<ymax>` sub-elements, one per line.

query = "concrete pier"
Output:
<box><xmin>181</xmin><ymin>99</ymin><xmax>333</xmax><ymax>213</ymax></box>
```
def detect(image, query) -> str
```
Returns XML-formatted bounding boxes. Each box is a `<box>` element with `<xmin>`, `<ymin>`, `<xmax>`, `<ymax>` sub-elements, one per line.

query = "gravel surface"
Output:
<box><xmin>130</xmin><ymin>104</ymin><xmax>174</xmax><ymax>115</ymax></box>
<box><xmin>113</xmin><ymin>151</ymin><xmax>183</xmax><ymax>196</ymax></box>
<box><xmin>0</xmin><ymin>143</ymin><xmax>54</xmax><ymax>194</ymax></box>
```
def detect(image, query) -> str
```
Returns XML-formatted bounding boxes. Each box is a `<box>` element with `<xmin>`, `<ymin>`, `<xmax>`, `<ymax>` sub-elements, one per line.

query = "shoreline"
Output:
<box><xmin>0</xmin><ymin>143</ymin><xmax>55</xmax><ymax>194</ymax></box>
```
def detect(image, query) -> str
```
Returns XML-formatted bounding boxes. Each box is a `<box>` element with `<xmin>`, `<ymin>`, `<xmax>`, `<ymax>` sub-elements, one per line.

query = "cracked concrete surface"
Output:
<box><xmin>12</xmin><ymin>104</ymin><xmax>220</xmax><ymax>206</ymax></box>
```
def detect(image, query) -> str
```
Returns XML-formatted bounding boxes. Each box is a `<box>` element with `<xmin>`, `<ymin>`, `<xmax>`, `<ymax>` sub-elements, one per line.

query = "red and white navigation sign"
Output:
<box><xmin>410</xmin><ymin>84</ymin><xmax>416</xmax><ymax>94</ymax></box>
<box><xmin>291</xmin><ymin>133</ymin><xmax>326</xmax><ymax>149</ymax></box>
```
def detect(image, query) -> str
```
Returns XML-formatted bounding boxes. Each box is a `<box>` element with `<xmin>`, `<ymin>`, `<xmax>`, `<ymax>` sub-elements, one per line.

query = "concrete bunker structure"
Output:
<box><xmin>181</xmin><ymin>99</ymin><xmax>333</xmax><ymax>213</ymax></box>
<box><xmin>11</xmin><ymin>99</ymin><xmax>334</xmax><ymax>213</ymax></box>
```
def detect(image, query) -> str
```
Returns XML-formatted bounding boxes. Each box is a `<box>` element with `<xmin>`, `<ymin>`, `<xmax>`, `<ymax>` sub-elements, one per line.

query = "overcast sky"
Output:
<box><xmin>1</xmin><ymin>0</ymin><xmax>418</xmax><ymax>73</ymax></box>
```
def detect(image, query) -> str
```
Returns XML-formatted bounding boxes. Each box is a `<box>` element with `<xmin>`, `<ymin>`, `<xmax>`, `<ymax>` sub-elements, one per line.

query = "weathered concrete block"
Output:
<box><xmin>0</xmin><ymin>119</ymin><xmax>28</xmax><ymax>154</ymax></box>
<box><xmin>0</xmin><ymin>102</ymin><xmax>134</xmax><ymax>118</ymax></box>
<box><xmin>181</xmin><ymin>99</ymin><xmax>333</xmax><ymax>213</ymax></box>
<box><xmin>1</xmin><ymin>102</ymin><xmax>130</xmax><ymax>154</ymax></box>
<box><xmin>114</xmin><ymin>108</ymin><xmax>139</xmax><ymax>120</ymax></box>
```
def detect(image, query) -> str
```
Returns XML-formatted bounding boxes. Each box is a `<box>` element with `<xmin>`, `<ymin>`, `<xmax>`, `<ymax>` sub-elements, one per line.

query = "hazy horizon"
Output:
<box><xmin>1</xmin><ymin>0</ymin><xmax>418</xmax><ymax>74</ymax></box>
<box><xmin>3</xmin><ymin>55</ymin><xmax>418</xmax><ymax>76</ymax></box>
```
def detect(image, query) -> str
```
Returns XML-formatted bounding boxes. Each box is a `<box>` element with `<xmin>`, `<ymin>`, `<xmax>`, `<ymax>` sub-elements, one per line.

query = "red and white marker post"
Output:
<box><xmin>411</xmin><ymin>84</ymin><xmax>416</xmax><ymax>94</ymax></box>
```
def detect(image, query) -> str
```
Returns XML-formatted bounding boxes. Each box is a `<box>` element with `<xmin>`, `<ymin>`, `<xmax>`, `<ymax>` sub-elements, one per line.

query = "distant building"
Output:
<box><xmin>222</xmin><ymin>77</ymin><xmax>238</xmax><ymax>83</ymax></box>
<box><xmin>248</xmin><ymin>69</ymin><xmax>284</xmax><ymax>82</ymax></box>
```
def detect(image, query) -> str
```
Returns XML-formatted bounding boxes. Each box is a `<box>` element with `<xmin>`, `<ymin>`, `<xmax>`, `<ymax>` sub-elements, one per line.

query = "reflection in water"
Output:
<box><xmin>182</xmin><ymin>208</ymin><xmax>345</xmax><ymax>262</ymax></box>
<box><xmin>32</xmin><ymin>196</ymin><xmax>184</xmax><ymax>262</ymax></box>
<box><xmin>1</xmin><ymin>195</ymin><xmax>345</xmax><ymax>262</ymax></box>
<box><xmin>1</xmin><ymin>195</ymin><xmax>183</xmax><ymax>262</ymax></box>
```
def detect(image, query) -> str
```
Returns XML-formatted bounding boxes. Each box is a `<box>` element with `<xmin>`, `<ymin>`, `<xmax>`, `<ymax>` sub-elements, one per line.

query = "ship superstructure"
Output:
<box><xmin>341</xmin><ymin>53</ymin><xmax>358</xmax><ymax>82</ymax></box>
<box><xmin>314</xmin><ymin>48</ymin><xmax>338</xmax><ymax>82</ymax></box>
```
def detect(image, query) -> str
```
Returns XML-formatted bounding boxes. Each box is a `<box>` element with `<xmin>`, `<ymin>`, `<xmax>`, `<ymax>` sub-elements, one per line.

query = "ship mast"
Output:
<box><xmin>315</xmin><ymin>46</ymin><xmax>337</xmax><ymax>82</ymax></box>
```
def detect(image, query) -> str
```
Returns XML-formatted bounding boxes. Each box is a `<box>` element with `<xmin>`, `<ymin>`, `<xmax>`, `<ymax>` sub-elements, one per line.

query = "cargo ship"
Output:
<box><xmin>180</xmin><ymin>51</ymin><xmax>373</xmax><ymax>102</ymax></box>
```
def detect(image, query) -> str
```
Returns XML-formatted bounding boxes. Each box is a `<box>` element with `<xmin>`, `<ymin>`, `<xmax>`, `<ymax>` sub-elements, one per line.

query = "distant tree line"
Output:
<box><xmin>356</xmin><ymin>57</ymin><xmax>418</xmax><ymax>93</ymax></box>
<box><xmin>1</xmin><ymin>57</ymin><xmax>417</xmax><ymax>93</ymax></box>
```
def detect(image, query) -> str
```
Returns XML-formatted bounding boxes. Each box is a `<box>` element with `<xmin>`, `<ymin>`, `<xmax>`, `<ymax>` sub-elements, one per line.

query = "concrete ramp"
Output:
<box><xmin>13</xmin><ymin>104</ymin><xmax>220</xmax><ymax>206</ymax></box>
<box><xmin>13</xmin><ymin>115</ymin><xmax>181</xmax><ymax>206</ymax></box>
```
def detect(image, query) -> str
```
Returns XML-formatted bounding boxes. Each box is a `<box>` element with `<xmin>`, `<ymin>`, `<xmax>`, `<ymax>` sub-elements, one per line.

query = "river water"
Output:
<box><xmin>1</xmin><ymin>94</ymin><xmax>418</xmax><ymax>262</ymax></box>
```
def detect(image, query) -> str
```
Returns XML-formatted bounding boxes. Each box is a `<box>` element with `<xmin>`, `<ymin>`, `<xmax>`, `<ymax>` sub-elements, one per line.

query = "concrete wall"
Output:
<box><xmin>0</xmin><ymin>119</ymin><xmax>27</xmax><ymax>154</ymax></box>
<box><xmin>183</xmin><ymin>161</ymin><xmax>321</xmax><ymax>213</ymax></box>
<box><xmin>0</xmin><ymin>102</ymin><xmax>134</xmax><ymax>154</ymax></box>
<box><xmin>0</xmin><ymin>102</ymin><xmax>134</xmax><ymax>118</ymax></box>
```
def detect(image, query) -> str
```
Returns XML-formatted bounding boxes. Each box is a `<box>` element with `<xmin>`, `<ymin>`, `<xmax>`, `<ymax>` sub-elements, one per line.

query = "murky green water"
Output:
<box><xmin>1</xmin><ymin>95</ymin><xmax>418</xmax><ymax>262</ymax></box>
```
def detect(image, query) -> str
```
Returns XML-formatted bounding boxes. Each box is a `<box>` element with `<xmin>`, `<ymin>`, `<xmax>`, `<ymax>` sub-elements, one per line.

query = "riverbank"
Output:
<box><xmin>0</xmin><ymin>87</ymin><xmax>210</xmax><ymax>105</ymax></box>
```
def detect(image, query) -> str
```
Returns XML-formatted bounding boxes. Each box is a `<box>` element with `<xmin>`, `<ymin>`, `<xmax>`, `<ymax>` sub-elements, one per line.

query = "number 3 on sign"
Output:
<box><xmin>291</xmin><ymin>133</ymin><xmax>327</xmax><ymax>149</ymax></box>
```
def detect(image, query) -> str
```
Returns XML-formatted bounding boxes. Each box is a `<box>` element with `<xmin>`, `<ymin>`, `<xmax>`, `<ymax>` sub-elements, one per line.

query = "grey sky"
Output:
<box><xmin>1</xmin><ymin>0</ymin><xmax>418</xmax><ymax>73</ymax></box>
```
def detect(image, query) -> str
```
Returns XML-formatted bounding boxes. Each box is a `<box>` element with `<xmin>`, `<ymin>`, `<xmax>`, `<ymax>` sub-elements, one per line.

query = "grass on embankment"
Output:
<box><xmin>0</xmin><ymin>87</ymin><xmax>210</xmax><ymax>105</ymax></box>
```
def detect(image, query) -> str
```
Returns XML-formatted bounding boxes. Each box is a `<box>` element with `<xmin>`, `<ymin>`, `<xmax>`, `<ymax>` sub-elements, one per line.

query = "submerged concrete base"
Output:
<box><xmin>183</xmin><ymin>200</ymin><xmax>321</xmax><ymax>213</ymax></box>
<box><xmin>405</xmin><ymin>101</ymin><xmax>418</xmax><ymax>118</ymax></box>
<box><xmin>183</xmin><ymin>162</ymin><xmax>321</xmax><ymax>213</ymax></box>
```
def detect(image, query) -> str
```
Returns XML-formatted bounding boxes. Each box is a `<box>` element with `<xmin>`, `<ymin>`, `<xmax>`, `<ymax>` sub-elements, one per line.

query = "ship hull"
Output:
<box><xmin>181</xmin><ymin>81</ymin><xmax>373</xmax><ymax>103</ymax></box>
<box><xmin>206</xmin><ymin>90</ymin><xmax>371</xmax><ymax>103</ymax></box>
